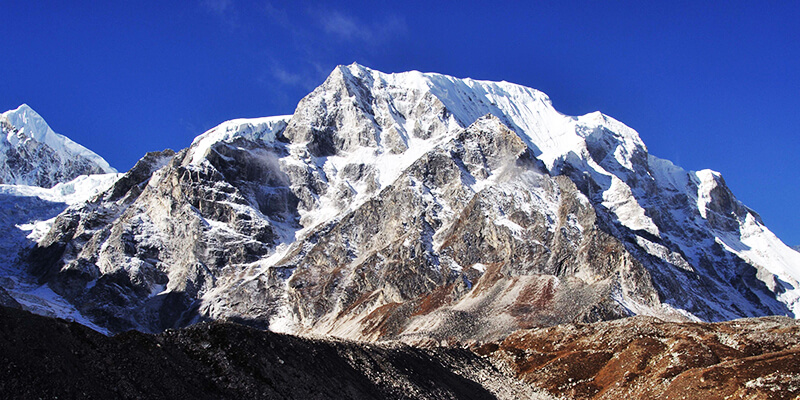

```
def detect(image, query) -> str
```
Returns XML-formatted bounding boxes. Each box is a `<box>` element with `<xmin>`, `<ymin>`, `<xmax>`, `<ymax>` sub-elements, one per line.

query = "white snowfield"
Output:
<box><xmin>0</xmin><ymin>172</ymin><xmax>122</xmax><ymax>206</ymax></box>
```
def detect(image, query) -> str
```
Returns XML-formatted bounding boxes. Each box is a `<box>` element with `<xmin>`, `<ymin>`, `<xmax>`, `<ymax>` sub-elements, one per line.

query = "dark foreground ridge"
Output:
<box><xmin>0</xmin><ymin>306</ymin><xmax>538</xmax><ymax>400</ymax></box>
<box><xmin>2</xmin><ymin>305</ymin><xmax>799</xmax><ymax>399</ymax></box>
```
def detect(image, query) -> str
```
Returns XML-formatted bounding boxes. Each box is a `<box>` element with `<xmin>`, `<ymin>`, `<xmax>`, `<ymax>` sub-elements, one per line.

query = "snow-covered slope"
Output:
<box><xmin>0</xmin><ymin>173</ymin><xmax>121</xmax><ymax>333</ymax></box>
<box><xmin>26</xmin><ymin>64</ymin><xmax>800</xmax><ymax>339</ymax></box>
<box><xmin>1</xmin><ymin>104</ymin><xmax>117</xmax><ymax>188</ymax></box>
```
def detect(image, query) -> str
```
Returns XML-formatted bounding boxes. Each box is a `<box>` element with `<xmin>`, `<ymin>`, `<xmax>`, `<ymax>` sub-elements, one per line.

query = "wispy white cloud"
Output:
<box><xmin>374</xmin><ymin>15</ymin><xmax>408</xmax><ymax>42</ymax></box>
<box><xmin>321</xmin><ymin>12</ymin><xmax>363</xmax><ymax>40</ymax></box>
<box><xmin>316</xmin><ymin>9</ymin><xmax>407</xmax><ymax>45</ymax></box>
<box><xmin>255</xmin><ymin>6</ymin><xmax>408</xmax><ymax>92</ymax></box>
<box><xmin>262</xmin><ymin>59</ymin><xmax>326</xmax><ymax>93</ymax></box>
<box><xmin>263</xmin><ymin>2</ymin><xmax>292</xmax><ymax>29</ymax></box>
<box><xmin>270</xmin><ymin>65</ymin><xmax>303</xmax><ymax>86</ymax></box>
<box><xmin>202</xmin><ymin>0</ymin><xmax>231</xmax><ymax>14</ymax></box>
<box><xmin>201</xmin><ymin>0</ymin><xmax>239</xmax><ymax>29</ymax></box>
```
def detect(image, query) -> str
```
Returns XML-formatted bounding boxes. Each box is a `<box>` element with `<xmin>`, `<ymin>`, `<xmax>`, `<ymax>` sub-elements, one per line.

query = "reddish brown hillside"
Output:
<box><xmin>476</xmin><ymin>316</ymin><xmax>800</xmax><ymax>399</ymax></box>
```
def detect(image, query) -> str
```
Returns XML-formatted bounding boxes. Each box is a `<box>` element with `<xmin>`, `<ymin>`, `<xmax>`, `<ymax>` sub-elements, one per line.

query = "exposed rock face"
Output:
<box><xmin>29</xmin><ymin>150</ymin><xmax>178</xmax><ymax>332</ymax></box>
<box><xmin>0</xmin><ymin>105</ymin><xmax>116</xmax><ymax>188</ymax></box>
<box><xmin>245</xmin><ymin>116</ymin><xmax>663</xmax><ymax>343</ymax></box>
<box><xmin>27</xmin><ymin>64</ymin><xmax>800</xmax><ymax>340</ymax></box>
<box><xmin>478</xmin><ymin>316</ymin><xmax>800</xmax><ymax>400</ymax></box>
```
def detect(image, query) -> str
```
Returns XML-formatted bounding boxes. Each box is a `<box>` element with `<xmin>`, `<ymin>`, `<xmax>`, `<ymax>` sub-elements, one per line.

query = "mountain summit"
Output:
<box><xmin>22</xmin><ymin>64</ymin><xmax>800</xmax><ymax>341</ymax></box>
<box><xmin>1</xmin><ymin>104</ymin><xmax>116</xmax><ymax>188</ymax></box>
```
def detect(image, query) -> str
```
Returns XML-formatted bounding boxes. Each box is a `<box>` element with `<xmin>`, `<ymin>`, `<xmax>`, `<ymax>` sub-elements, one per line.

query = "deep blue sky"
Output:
<box><xmin>1</xmin><ymin>1</ymin><xmax>798</xmax><ymax>245</ymax></box>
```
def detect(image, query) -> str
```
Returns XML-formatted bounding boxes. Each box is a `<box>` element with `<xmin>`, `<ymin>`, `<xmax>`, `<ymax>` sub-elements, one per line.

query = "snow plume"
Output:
<box><xmin>313</xmin><ymin>9</ymin><xmax>408</xmax><ymax>45</ymax></box>
<box><xmin>253</xmin><ymin>147</ymin><xmax>291</xmax><ymax>187</ymax></box>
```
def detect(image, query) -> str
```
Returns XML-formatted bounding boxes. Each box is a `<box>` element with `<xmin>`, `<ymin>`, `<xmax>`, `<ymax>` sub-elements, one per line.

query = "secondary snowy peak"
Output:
<box><xmin>691</xmin><ymin>168</ymin><xmax>800</xmax><ymax>311</ymax></box>
<box><xmin>1</xmin><ymin>104</ymin><xmax>117</xmax><ymax>188</ymax></box>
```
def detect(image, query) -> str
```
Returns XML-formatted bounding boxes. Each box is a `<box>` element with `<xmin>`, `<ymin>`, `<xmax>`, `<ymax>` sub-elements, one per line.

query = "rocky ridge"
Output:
<box><xmin>23</xmin><ymin>64</ymin><xmax>800</xmax><ymax>342</ymax></box>
<box><xmin>0</xmin><ymin>305</ymin><xmax>549</xmax><ymax>400</ymax></box>
<box><xmin>2</xmin><ymin>305</ymin><xmax>798</xmax><ymax>400</ymax></box>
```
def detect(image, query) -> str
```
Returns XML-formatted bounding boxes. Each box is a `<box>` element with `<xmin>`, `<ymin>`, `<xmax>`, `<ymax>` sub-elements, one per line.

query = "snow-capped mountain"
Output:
<box><xmin>1</xmin><ymin>104</ymin><xmax>117</xmax><ymax>188</ymax></box>
<box><xmin>22</xmin><ymin>64</ymin><xmax>800</xmax><ymax>340</ymax></box>
<box><xmin>0</xmin><ymin>104</ymin><xmax>120</xmax><ymax>331</ymax></box>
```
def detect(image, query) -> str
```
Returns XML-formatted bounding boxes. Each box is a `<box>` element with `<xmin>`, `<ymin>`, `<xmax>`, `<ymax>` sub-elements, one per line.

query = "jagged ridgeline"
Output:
<box><xmin>27</xmin><ymin>63</ymin><xmax>800</xmax><ymax>339</ymax></box>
